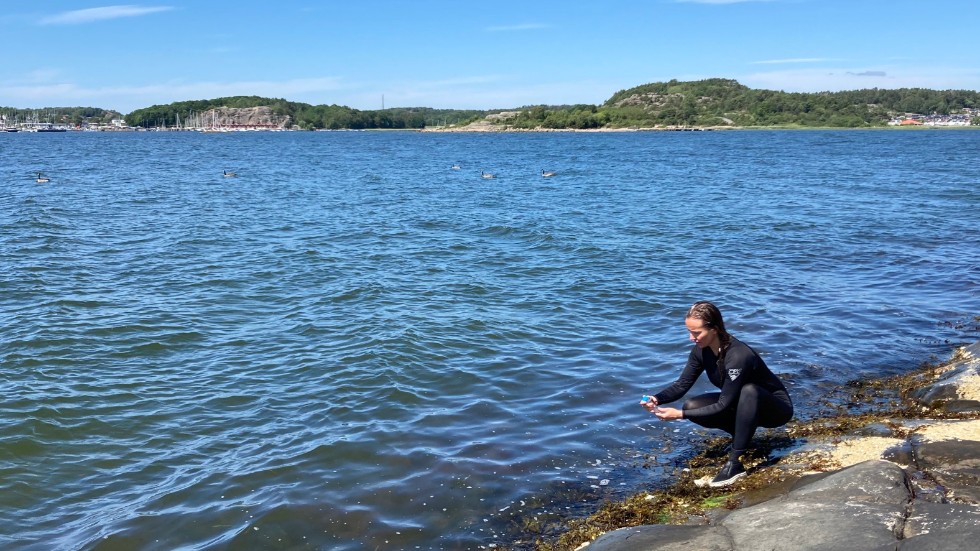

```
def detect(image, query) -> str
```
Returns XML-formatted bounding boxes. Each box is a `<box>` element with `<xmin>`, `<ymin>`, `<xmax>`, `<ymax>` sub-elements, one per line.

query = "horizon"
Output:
<box><xmin>4</xmin><ymin>0</ymin><xmax>980</xmax><ymax>115</ymax></box>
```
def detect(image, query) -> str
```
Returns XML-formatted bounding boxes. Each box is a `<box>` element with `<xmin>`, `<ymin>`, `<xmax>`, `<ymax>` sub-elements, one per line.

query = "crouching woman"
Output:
<box><xmin>642</xmin><ymin>301</ymin><xmax>793</xmax><ymax>487</ymax></box>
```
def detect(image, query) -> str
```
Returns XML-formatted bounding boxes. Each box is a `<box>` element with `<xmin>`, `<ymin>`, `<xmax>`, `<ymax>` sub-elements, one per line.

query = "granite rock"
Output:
<box><xmin>587</xmin><ymin>342</ymin><xmax>980</xmax><ymax>551</ymax></box>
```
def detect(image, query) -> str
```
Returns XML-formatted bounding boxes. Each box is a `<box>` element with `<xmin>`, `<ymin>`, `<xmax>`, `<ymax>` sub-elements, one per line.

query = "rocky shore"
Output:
<box><xmin>558</xmin><ymin>341</ymin><xmax>980</xmax><ymax>551</ymax></box>
<box><xmin>420</xmin><ymin>122</ymin><xmax>715</xmax><ymax>133</ymax></box>
<box><xmin>419</xmin><ymin>112</ymin><xmax>719</xmax><ymax>133</ymax></box>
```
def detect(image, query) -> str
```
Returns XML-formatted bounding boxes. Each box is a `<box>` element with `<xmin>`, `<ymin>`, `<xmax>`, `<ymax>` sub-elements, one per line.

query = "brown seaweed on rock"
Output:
<box><xmin>497</xmin><ymin>346</ymin><xmax>980</xmax><ymax>551</ymax></box>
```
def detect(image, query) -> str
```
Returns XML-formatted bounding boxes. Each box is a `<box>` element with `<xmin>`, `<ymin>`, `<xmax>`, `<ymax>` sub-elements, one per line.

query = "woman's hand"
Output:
<box><xmin>641</xmin><ymin>396</ymin><xmax>682</xmax><ymax>420</ymax></box>
<box><xmin>653</xmin><ymin>406</ymin><xmax>683</xmax><ymax>421</ymax></box>
<box><xmin>640</xmin><ymin>395</ymin><xmax>659</xmax><ymax>413</ymax></box>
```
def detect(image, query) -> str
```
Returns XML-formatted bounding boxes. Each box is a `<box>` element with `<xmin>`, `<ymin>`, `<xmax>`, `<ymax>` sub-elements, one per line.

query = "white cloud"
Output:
<box><xmin>41</xmin><ymin>5</ymin><xmax>173</xmax><ymax>25</ymax></box>
<box><xmin>0</xmin><ymin>77</ymin><xmax>348</xmax><ymax>113</ymax></box>
<box><xmin>675</xmin><ymin>0</ymin><xmax>775</xmax><ymax>4</ymax></box>
<box><xmin>376</xmin><ymin>76</ymin><xmax>612</xmax><ymax>110</ymax></box>
<box><xmin>485</xmin><ymin>23</ymin><xmax>550</xmax><ymax>32</ymax></box>
<box><xmin>675</xmin><ymin>0</ymin><xmax>776</xmax><ymax>4</ymax></box>
<box><xmin>752</xmin><ymin>58</ymin><xmax>837</xmax><ymax>65</ymax></box>
<box><xmin>23</xmin><ymin>68</ymin><xmax>62</xmax><ymax>83</ymax></box>
<box><xmin>411</xmin><ymin>75</ymin><xmax>507</xmax><ymax>88</ymax></box>
<box><xmin>739</xmin><ymin>66</ymin><xmax>980</xmax><ymax>92</ymax></box>
<box><xmin>847</xmin><ymin>70</ymin><xmax>887</xmax><ymax>78</ymax></box>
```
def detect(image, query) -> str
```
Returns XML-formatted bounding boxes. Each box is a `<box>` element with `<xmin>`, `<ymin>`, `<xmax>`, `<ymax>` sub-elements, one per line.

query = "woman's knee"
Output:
<box><xmin>739</xmin><ymin>383</ymin><xmax>761</xmax><ymax>402</ymax></box>
<box><xmin>683</xmin><ymin>393</ymin><xmax>720</xmax><ymax>411</ymax></box>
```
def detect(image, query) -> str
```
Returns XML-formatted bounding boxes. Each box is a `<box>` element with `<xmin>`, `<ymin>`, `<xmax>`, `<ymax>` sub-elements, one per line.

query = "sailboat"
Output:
<box><xmin>202</xmin><ymin>109</ymin><xmax>223</xmax><ymax>133</ymax></box>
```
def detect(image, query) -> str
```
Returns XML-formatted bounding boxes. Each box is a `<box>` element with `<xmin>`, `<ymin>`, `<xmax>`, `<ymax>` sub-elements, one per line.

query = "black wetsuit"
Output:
<box><xmin>653</xmin><ymin>337</ymin><xmax>793</xmax><ymax>455</ymax></box>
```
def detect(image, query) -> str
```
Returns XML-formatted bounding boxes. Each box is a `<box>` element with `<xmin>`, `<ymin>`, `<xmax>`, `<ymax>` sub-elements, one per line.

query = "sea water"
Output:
<box><xmin>1</xmin><ymin>129</ymin><xmax>978</xmax><ymax>550</ymax></box>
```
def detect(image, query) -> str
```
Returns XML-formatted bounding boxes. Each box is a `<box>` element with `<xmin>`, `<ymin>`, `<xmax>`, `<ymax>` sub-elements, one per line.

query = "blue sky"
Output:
<box><xmin>3</xmin><ymin>0</ymin><xmax>979</xmax><ymax>114</ymax></box>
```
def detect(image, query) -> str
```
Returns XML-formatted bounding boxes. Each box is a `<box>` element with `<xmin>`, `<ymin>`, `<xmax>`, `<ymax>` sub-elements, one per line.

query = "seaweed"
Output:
<box><xmin>496</xmin><ymin>352</ymin><xmax>980</xmax><ymax>551</ymax></box>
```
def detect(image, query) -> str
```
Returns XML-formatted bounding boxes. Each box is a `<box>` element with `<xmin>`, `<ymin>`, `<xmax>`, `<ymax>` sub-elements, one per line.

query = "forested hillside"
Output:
<box><xmin>597</xmin><ymin>78</ymin><xmax>980</xmax><ymax>128</ymax></box>
<box><xmin>108</xmin><ymin>78</ymin><xmax>980</xmax><ymax>130</ymax></box>
<box><xmin>0</xmin><ymin>106</ymin><xmax>122</xmax><ymax>126</ymax></box>
<box><xmin>501</xmin><ymin>79</ymin><xmax>980</xmax><ymax>129</ymax></box>
<box><xmin>124</xmin><ymin>96</ymin><xmax>483</xmax><ymax>130</ymax></box>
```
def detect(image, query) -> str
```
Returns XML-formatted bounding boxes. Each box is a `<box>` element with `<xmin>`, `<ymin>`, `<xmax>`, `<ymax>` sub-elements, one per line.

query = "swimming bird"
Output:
<box><xmin>36</xmin><ymin>172</ymin><xmax>49</xmax><ymax>183</ymax></box>
<box><xmin>223</xmin><ymin>170</ymin><xmax>237</xmax><ymax>177</ymax></box>
<box><xmin>541</xmin><ymin>169</ymin><xmax>557</xmax><ymax>177</ymax></box>
<box><xmin>481</xmin><ymin>171</ymin><xmax>496</xmax><ymax>179</ymax></box>
<box><xmin>451</xmin><ymin>163</ymin><xmax>462</xmax><ymax>170</ymax></box>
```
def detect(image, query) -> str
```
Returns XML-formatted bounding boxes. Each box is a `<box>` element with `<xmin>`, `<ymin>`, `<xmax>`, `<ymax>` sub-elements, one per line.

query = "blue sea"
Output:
<box><xmin>1</xmin><ymin>129</ymin><xmax>978</xmax><ymax>550</ymax></box>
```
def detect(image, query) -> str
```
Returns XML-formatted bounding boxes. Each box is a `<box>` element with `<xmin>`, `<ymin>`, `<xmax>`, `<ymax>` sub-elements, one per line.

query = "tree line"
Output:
<box><xmin>0</xmin><ymin>106</ymin><xmax>122</xmax><ymax>126</ymax></box>
<box><xmin>19</xmin><ymin>79</ymin><xmax>979</xmax><ymax>130</ymax></box>
<box><xmin>124</xmin><ymin>96</ymin><xmax>486</xmax><ymax>130</ymax></box>
<box><xmin>137</xmin><ymin>80</ymin><xmax>979</xmax><ymax>129</ymax></box>
<box><xmin>502</xmin><ymin>78</ymin><xmax>980</xmax><ymax>129</ymax></box>
<box><xmin>596</xmin><ymin>78</ymin><xmax>980</xmax><ymax>128</ymax></box>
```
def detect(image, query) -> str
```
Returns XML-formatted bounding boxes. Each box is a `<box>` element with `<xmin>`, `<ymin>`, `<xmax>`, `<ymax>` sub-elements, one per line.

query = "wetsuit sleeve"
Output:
<box><xmin>681</xmin><ymin>343</ymin><xmax>756</xmax><ymax>420</ymax></box>
<box><xmin>653</xmin><ymin>347</ymin><xmax>704</xmax><ymax>405</ymax></box>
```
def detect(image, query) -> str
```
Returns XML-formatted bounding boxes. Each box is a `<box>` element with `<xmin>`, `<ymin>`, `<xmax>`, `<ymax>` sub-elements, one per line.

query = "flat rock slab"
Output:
<box><xmin>913</xmin><ymin>431</ymin><xmax>980</xmax><ymax>502</ymax></box>
<box><xmin>721</xmin><ymin>460</ymin><xmax>908</xmax><ymax>551</ymax></box>
<box><xmin>910</xmin><ymin>341</ymin><xmax>980</xmax><ymax>412</ymax></box>
<box><xmin>587</xmin><ymin>525</ymin><xmax>733</xmax><ymax>551</ymax></box>
<box><xmin>890</xmin><ymin>530</ymin><xmax>980</xmax><ymax>551</ymax></box>
<box><xmin>590</xmin><ymin>461</ymin><xmax>911</xmax><ymax>551</ymax></box>
<box><xmin>903</xmin><ymin>500</ymin><xmax>980</xmax><ymax>539</ymax></box>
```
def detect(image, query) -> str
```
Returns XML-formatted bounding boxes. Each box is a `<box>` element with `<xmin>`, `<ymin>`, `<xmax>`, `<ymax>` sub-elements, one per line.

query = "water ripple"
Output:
<box><xmin>1</xmin><ymin>130</ymin><xmax>978</xmax><ymax>550</ymax></box>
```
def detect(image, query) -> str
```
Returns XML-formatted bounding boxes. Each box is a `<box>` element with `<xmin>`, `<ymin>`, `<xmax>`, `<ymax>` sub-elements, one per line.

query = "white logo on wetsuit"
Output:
<box><xmin>728</xmin><ymin>368</ymin><xmax>742</xmax><ymax>380</ymax></box>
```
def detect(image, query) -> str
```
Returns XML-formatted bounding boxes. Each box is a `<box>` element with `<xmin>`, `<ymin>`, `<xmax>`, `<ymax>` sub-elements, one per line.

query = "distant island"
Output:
<box><xmin>2</xmin><ymin>78</ymin><xmax>979</xmax><ymax>132</ymax></box>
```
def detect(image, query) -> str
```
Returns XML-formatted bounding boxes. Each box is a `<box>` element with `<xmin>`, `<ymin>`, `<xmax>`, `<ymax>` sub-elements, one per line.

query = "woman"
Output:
<box><xmin>641</xmin><ymin>301</ymin><xmax>793</xmax><ymax>487</ymax></box>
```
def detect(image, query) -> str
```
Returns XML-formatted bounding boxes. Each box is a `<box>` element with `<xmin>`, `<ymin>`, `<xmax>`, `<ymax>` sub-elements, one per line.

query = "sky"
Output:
<box><xmin>3</xmin><ymin>0</ymin><xmax>979</xmax><ymax>114</ymax></box>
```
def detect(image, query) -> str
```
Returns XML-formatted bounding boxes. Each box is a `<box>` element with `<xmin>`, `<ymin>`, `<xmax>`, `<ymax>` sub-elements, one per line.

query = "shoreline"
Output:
<box><xmin>502</xmin><ymin>340</ymin><xmax>980</xmax><ymax>550</ymax></box>
<box><xmin>6</xmin><ymin>124</ymin><xmax>977</xmax><ymax>134</ymax></box>
<box><xmin>420</xmin><ymin>124</ymin><xmax>980</xmax><ymax>133</ymax></box>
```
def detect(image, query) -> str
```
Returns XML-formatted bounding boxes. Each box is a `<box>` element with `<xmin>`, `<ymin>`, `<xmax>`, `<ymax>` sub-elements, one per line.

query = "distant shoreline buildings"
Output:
<box><xmin>0</xmin><ymin>107</ymin><xmax>291</xmax><ymax>132</ymax></box>
<box><xmin>887</xmin><ymin>110</ymin><xmax>977</xmax><ymax>127</ymax></box>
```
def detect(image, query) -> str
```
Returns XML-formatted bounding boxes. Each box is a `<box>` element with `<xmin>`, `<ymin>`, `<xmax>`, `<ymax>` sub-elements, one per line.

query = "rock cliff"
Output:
<box><xmin>202</xmin><ymin>106</ymin><xmax>289</xmax><ymax>129</ymax></box>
